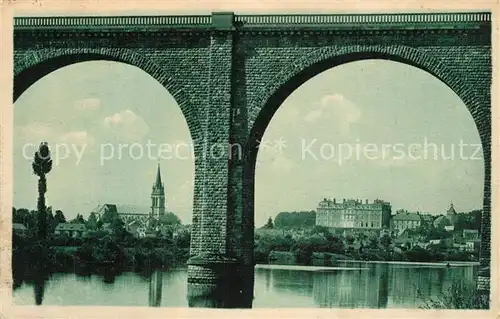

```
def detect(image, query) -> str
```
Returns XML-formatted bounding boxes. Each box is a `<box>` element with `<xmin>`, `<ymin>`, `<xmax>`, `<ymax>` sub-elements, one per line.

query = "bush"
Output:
<box><xmin>420</xmin><ymin>281</ymin><xmax>489</xmax><ymax>309</ymax></box>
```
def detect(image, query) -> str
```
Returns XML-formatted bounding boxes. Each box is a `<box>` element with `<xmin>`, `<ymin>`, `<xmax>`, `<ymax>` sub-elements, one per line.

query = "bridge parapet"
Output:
<box><xmin>13</xmin><ymin>11</ymin><xmax>491</xmax><ymax>31</ymax></box>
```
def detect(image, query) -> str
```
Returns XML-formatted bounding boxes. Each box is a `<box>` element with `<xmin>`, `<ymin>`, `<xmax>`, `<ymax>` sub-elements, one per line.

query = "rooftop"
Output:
<box><xmin>434</xmin><ymin>215</ymin><xmax>452</xmax><ymax>227</ymax></box>
<box><xmin>393</xmin><ymin>212</ymin><xmax>422</xmax><ymax>221</ymax></box>
<box><xmin>92</xmin><ymin>203</ymin><xmax>150</xmax><ymax>215</ymax></box>
<box><xmin>319</xmin><ymin>198</ymin><xmax>390</xmax><ymax>206</ymax></box>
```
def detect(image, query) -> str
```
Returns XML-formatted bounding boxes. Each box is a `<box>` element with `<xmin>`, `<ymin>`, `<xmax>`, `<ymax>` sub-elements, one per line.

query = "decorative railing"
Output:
<box><xmin>235</xmin><ymin>12</ymin><xmax>491</xmax><ymax>26</ymax></box>
<box><xmin>14</xmin><ymin>15</ymin><xmax>212</xmax><ymax>28</ymax></box>
<box><xmin>13</xmin><ymin>12</ymin><xmax>490</xmax><ymax>30</ymax></box>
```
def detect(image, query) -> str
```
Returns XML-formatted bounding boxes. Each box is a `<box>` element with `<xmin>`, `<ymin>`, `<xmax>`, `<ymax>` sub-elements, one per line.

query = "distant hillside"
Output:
<box><xmin>274</xmin><ymin>211</ymin><xmax>316</xmax><ymax>229</ymax></box>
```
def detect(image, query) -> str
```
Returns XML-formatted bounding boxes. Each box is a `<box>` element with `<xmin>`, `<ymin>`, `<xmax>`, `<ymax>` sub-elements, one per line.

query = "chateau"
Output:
<box><xmin>316</xmin><ymin>197</ymin><xmax>460</xmax><ymax>237</ymax></box>
<box><xmin>315</xmin><ymin>198</ymin><xmax>392</xmax><ymax>230</ymax></box>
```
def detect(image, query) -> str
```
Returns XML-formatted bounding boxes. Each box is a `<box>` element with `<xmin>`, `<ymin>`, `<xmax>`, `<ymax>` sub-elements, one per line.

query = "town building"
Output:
<box><xmin>315</xmin><ymin>198</ymin><xmax>391</xmax><ymax>230</ymax></box>
<box><xmin>54</xmin><ymin>223</ymin><xmax>86</xmax><ymax>237</ymax></box>
<box><xmin>463</xmin><ymin>229</ymin><xmax>479</xmax><ymax>240</ymax></box>
<box><xmin>391</xmin><ymin>210</ymin><xmax>423</xmax><ymax>236</ymax></box>
<box><xmin>432</xmin><ymin>202</ymin><xmax>458</xmax><ymax>230</ymax></box>
<box><xmin>466</xmin><ymin>239</ymin><xmax>481</xmax><ymax>253</ymax></box>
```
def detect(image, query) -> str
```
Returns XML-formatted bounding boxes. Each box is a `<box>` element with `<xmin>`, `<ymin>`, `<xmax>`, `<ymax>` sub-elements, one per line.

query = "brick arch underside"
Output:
<box><xmin>243</xmin><ymin>44</ymin><xmax>490</xmax><ymax>267</ymax></box>
<box><xmin>249</xmin><ymin>45</ymin><xmax>486</xmax><ymax>154</ymax></box>
<box><xmin>13</xmin><ymin>48</ymin><xmax>199</xmax><ymax>139</ymax></box>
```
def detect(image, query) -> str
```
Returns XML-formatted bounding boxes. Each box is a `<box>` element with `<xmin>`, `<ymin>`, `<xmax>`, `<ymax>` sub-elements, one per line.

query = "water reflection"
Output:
<box><xmin>12</xmin><ymin>263</ymin><xmax>478</xmax><ymax>308</ymax></box>
<box><xmin>33</xmin><ymin>268</ymin><xmax>47</xmax><ymax>305</ymax></box>
<box><xmin>256</xmin><ymin>263</ymin><xmax>477</xmax><ymax>308</ymax></box>
<box><xmin>187</xmin><ymin>265</ymin><xmax>254</xmax><ymax>308</ymax></box>
<box><xmin>311</xmin><ymin>264</ymin><xmax>389</xmax><ymax>308</ymax></box>
<box><xmin>149</xmin><ymin>271</ymin><xmax>163</xmax><ymax>307</ymax></box>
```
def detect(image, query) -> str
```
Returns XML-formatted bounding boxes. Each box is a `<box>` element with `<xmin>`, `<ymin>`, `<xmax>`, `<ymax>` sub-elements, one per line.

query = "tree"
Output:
<box><xmin>326</xmin><ymin>235</ymin><xmax>344</xmax><ymax>254</ymax></box>
<box><xmin>264</xmin><ymin>217</ymin><xmax>274</xmax><ymax>229</ymax></box>
<box><xmin>46</xmin><ymin>206</ymin><xmax>55</xmax><ymax>234</ymax></box>
<box><xmin>110</xmin><ymin>216</ymin><xmax>125</xmax><ymax>234</ymax></box>
<box><xmin>13</xmin><ymin>208</ymin><xmax>35</xmax><ymax>229</ymax></box>
<box><xmin>54</xmin><ymin>210</ymin><xmax>66</xmax><ymax>224</ymax></box>
<box><xmin>369</xmin><ymin>235</ymin><xmax>379</xmax><ymax>249</ymax></box>
<box><xmin>345</xmin><ymin>235</ymin><xmax>355</xmax><ymax>245</ymax></box>
<box><xmin>32</xmin><ymin>142</ymin><xmax>53</xmax><ymax>240</ymax></box>
<box><xmin>70</xmin><ymin>214</ymin><xmax>85</xmax><ymax>224</ymax></box>
<box><xmin>159</xmin><ymin>212</ymin><xmax>181</xmax><ymax>225</ymax></box>
<box><xmin>380</xmin><ymin>234</ymin><xmax>392</xmax><ymax>250</ymax></box>
<box><xmin>101</xmin><ymin>207</ymin><xmax>119</xmax><ymax>224</ymax></box>
<box><xmin>86</xmin><ymin>212</ymin><xmax>98</xmax><ymax>230</ymax></box>
<box><xmin>274</xmin><ymin>211</ymin><xmax>316</xmax><ymax>229</ymax></box>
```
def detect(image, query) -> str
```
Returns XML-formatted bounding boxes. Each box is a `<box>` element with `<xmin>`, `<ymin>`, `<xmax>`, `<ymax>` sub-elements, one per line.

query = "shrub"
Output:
<box><xmin>420</xmin><ymin>281</ymin><xmax>489</xmax><ymax>309</ymax></box>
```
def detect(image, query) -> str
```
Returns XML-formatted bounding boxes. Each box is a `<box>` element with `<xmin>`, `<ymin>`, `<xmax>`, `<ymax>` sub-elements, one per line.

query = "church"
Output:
<box><xmin>91</xmin><ymin>163</ymin><xmax>170</xmax><ymax>237</ymax></box>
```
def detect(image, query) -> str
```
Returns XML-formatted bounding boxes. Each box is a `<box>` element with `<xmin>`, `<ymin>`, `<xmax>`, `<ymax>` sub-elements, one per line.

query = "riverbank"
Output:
<box><xmin>256</xmin><ymin>260</ymin><xmax>479</xmax><ymax>271</ymax></box>
<box><xmin>255</xmin><ymin>264</ymin><xmax>370</xmax><ymax>271</ymax></box>
<box><xmin>338</xmin><ymin>259</ymin><xmax>480</xmax><ymax>267</ymax></box>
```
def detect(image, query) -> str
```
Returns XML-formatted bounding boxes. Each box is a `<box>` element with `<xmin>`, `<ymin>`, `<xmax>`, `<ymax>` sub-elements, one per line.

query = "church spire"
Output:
<box><xmin>154</xmin><ymin>163</ymin><xmax>162</xmax><ymax>188</ymax></box>
<box><xmin>151</xmin><ymin>163</ymin><xmax>166</xmax><ymax>219</ymax></box>
<box><xmin>448</xmin><ymin>201</ymin><xmax>456</xmax><ymax>214</ymax></box>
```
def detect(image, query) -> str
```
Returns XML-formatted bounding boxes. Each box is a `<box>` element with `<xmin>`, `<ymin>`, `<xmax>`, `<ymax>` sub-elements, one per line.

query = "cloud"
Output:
<box><xmin>58</xmin><ymin>130</ymin><xmax>95</xmax><ymax>147</ymax></box>
<box><xmin>74</xmin><ymin>98</ymin><xmax>100</xmax><ymax>111</ymax></box>
<box><xmin>272</xmin><ymin>155</ymin><xmax>294</xmax><ymax>172</ymax></box>
<box><xmin>304</xmin><ymin>109</ymin><xmax>323</xmax><ymax>123</ymax></box>
<box><xmin>18</xmin><ymin>122</ymin><xmax>53</xmax><ymax>141</ymax></box>
<box><xmin>258</xmin><ymin>152</ymin><xmax>294</xmax><ymax>173</ymax></box>
<box><xmin>103</xmin><ymin>110</ymin><xmax>149</xmax><ymax>141</ymax></box>
<box><xmin>279</xmin><ymin>107</ymin><xmax>301</xmax><ymax>124</ymax></box>
<box><xmin>304</xmin><ymin>93</ymin><xmax>361</xmax><ymax>135</ymax></box>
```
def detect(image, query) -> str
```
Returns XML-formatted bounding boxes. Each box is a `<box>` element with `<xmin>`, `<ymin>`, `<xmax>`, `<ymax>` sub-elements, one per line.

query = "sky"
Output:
<box><xmin>13</xmin><ymin>60</ymin><xmax>484</xmax><ymax>226</ymax></box>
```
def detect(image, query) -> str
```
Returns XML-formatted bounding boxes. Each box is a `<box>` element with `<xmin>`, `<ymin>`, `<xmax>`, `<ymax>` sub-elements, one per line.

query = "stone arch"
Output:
<box><xmin>14</xmin><ymin>47</ymin><xmax>199</xmax><ymax>139</ymax></box>
<box><xmin>249</xmin><ymin>45</ymin><xmax>485</xmax><ymax>151</ymax></box>
<box><xmin>243</xmin><ymin>44</ymin><xmax>490</xmax><ymax>271</ymax></box>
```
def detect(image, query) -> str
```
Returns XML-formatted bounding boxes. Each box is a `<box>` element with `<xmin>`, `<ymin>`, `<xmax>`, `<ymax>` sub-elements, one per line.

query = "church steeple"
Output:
<box><xmin>151</xmin><ymin>163</ymin><xmax>166</xmax><ymax>219</ymax></box>
<box><xmin>446</xmin><ymin>201</ymin><xmax>457</xmax><ymax>226</ymax></box>
<box><xmin>447</xmin><ymin>202</ymin><xmax>456</xmax><ymax>214</ymax></box>
<box><xmin>154</xmin><ymin>163</ymin><xmax>162</xmax><ymax>189</ymax></box>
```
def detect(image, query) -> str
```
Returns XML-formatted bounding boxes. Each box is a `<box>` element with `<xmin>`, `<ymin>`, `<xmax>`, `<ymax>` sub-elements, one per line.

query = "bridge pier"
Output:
<box><xmin>187</xmin><ymin>255</ymin><xmax>254</xmax><ymax>308</ymax></box>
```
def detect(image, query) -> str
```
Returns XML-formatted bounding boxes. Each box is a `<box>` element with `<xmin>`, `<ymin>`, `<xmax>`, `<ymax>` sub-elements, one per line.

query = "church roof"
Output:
<box><xmin>116</xmin><ymin>204</ymin><xmax>150</xmax><ymax>215</ymax></box>
<box><xmin>91</xmin><ymin>204</ymin><xmax>118</xmax><ymax>216</ymax></box>
<box><xmin>92</xmin><ymin>203</ymin><xmax>151</xmax><ymax>217</ymax></box>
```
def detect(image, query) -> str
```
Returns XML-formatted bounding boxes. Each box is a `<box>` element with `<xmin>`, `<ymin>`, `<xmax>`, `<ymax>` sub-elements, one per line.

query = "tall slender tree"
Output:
<box><xmin>32</xmin><ymin>142</ymin><xmax>53</xmax><ymax>240</ymax></box>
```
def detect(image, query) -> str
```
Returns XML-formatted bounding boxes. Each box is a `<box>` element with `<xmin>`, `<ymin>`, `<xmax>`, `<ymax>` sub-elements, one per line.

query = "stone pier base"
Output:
<box><xmin>477</xmin><ymin>267</ymin><xmax>490</xmax><ymax>292</ymax></box>
<box><xmin>187</xmin><ymin>254</ymin><xmax>254</xmax><ymax>308</ymax></box>
<box><xmin>476</xmin><ymin>266</ymin><xmax>490</xmax><ymax>309</ymax></box>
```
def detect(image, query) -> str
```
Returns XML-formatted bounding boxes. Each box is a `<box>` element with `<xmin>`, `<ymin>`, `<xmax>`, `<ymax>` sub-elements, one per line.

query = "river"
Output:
<box><xmin>13</xmin><ymin>261</ymin><xmax>478</xmax><ymax>308</ymax></box>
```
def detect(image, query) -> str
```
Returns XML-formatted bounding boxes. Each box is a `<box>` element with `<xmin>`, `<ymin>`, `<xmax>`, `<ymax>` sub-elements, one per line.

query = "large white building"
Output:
<box><xmin>316</xmin><ymin>198</ymin><xmax>392</xmax><ymax>230</ymax></box>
